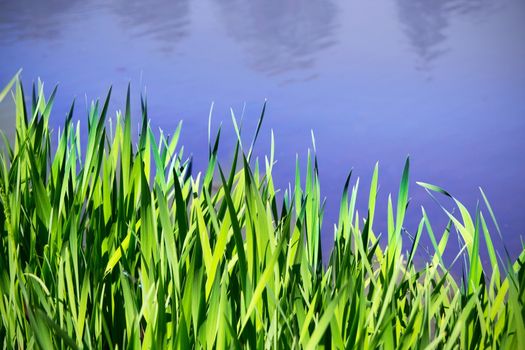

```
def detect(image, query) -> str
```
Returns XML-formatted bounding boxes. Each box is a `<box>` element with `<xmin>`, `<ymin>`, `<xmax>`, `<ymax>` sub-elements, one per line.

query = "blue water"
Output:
<box><xmin>1</xmin><ymin>0</ymin><xmax>524</xmax><ymax>264</ymax></box>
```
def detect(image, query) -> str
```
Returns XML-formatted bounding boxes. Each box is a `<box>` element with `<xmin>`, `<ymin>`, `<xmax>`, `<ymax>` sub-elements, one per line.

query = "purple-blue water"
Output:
<box><xmin>1</xmin><ymin>0</ymin><xmax>524</xmax><ymax>264</ymax></box>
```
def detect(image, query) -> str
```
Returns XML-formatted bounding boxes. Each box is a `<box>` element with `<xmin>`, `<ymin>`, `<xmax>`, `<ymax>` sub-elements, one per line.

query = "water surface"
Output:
<box><xmin>1</xmin><ymin>0</ymin><xmax>524</xmax><ymax>263</ymax></box>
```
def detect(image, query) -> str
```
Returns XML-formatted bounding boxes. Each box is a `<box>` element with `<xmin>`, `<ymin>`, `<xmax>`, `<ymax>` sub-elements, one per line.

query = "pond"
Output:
<box><xmin>1</xmin><ymin>0</ymin><xmax>524</xmax><ymax>263</ymax></box>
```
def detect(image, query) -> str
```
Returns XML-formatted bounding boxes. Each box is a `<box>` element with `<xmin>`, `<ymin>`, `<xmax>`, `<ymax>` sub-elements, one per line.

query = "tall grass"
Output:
<box><xmin>0</xmin><ymin>75</ymin><xmax>524</xmax><ymax>349</ymax></box>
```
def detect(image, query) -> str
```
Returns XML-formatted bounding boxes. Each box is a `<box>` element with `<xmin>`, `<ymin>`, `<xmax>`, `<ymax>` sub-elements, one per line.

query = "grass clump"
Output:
<box><xmin>0</xmin><ymin>75</ymin><xmax>524</xmax><ymax>349</ymax></box>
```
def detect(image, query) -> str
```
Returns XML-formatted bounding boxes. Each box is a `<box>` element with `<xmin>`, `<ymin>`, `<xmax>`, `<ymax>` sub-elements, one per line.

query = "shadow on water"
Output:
<box><xmin>214</xmin><ymin>0</ymin><xmax>339</xmax><ymax>79</ymax></box>
<box><xmin>396</xmin><ymin>0</ymin><xmax>494</xmax><ymax>70</ymax></box>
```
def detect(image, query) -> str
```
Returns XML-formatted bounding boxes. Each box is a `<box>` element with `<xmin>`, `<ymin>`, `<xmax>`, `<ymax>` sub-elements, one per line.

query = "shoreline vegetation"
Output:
<box><xmin>0</xmin><ymin>75</ymin><xmax>524</xmax><ymax>349</ymax></box>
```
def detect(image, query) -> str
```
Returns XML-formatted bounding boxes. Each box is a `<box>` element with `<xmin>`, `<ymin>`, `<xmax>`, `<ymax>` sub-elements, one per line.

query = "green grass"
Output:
<box><xmin>0</xmin><ymin>75</ymin><xmax>524</xmax><ymax>349</ymax></box>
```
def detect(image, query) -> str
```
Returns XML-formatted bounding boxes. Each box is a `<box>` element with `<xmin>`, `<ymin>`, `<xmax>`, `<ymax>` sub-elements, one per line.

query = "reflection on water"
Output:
<box><xmin>0</xmin><ymin>0</ymin><xmax>191</xmax><ymax>53</ymax></box>
<box><xmin>0</xmin><ymin>0</ymin><xmax>80</xmax><ymax>43</ymax></box>
<box><xmin>215</xmin><ymin>0</ymin><xmax>338</xmax><ymax>77</ymax></box>
<box><xmin>396</xmin><ymin>0</ymin><xmax>493</xmax><ymax>69</ymax></box>
<box><xmin>0</xmin><ymin>0</ymin><xmax>498</xmax><ymax>74</ymax></box>
<box><xmin>0</xmin><ymin>0</ymin><xmax>523</xmax><ymax>260</ymax></box>
<box><xmin>107</xmin><ymin>0</ymin><xmax>190</xmax><ymax>53</ymax></box>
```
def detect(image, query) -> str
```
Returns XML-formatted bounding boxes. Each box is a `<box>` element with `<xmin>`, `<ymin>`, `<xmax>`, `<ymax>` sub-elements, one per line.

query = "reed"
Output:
<box><xmin>0</xmin><ymin>75</ymin><xmax>523</xmax><ymax>349</ymax></box>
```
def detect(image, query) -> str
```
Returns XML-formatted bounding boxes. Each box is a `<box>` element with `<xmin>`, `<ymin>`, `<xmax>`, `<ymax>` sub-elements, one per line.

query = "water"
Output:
<box><xmin>1</xmin><ymin>0</ymin><xmax>524</xmax><ymax>264</ymax></box>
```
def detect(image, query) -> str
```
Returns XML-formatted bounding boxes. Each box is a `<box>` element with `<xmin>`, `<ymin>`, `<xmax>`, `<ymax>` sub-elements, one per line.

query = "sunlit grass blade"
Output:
<box><xmin>0</xmin><ymin>77</ymin><xmax>523</xmax><ymax>349</ymax></box>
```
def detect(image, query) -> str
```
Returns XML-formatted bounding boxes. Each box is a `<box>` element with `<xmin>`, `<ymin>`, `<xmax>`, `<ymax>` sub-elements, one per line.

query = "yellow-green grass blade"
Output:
<box><xmin>0</xmin><ymin>69</ymin><xmax>21</xmax><ymax>102</ymax></box>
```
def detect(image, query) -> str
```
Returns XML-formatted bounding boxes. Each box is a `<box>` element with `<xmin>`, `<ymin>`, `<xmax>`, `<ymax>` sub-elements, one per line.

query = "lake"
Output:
<box><xmin>1</xmin><ymin>0</ymin><xmax>524</xmax><ymax>264</ymax></box>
